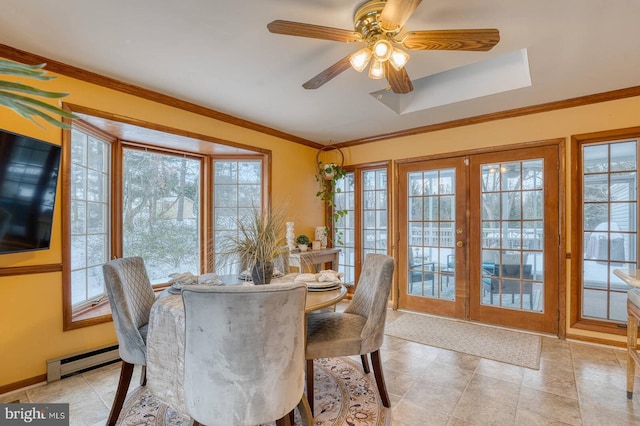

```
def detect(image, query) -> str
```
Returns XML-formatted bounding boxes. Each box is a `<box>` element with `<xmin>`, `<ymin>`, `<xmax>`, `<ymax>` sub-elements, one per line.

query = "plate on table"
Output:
<box><xmin>306</xmin><ymin>283</ymin><xmax>342</xmax><ymax>292</ymax></box>
<box><xmin>168</xmin><ymin>283</ymin><xmax>186</xmax><ymax>294</ymax></box>
<box><xmin>304</xmin><ymin>280</ymin><xmax>343</xmax><ymax>291</ymax></box>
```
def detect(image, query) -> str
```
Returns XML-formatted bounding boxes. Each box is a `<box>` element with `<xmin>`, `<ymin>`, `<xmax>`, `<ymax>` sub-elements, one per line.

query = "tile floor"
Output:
<box><xmin>2</xmin><ymin>306</ymin><xmax>640</xmax><ymax>425</ymax></box>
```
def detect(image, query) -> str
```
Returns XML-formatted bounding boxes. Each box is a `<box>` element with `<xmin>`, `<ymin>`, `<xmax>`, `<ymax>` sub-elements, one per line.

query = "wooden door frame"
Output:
<box><xmin>468</xmin><ymin>144</ymin><xmax>560</xmax><ymax>334</ymax></box>
<box><xmin>394</xmin><ymin>138</ymin><xmax>566</xmax><ymax>337</ymax></box>
<box><xmin>396</xmin><ymin>156</ymin><xmax>468</xmax><ymax>318</ymax></box>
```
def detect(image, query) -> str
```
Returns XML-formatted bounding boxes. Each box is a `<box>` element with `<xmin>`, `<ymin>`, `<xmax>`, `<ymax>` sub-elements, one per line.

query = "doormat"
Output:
<box><xmin>385</xmin><ymin>312</ymin><xmax>541</xmax><ymax>369</ymax></box>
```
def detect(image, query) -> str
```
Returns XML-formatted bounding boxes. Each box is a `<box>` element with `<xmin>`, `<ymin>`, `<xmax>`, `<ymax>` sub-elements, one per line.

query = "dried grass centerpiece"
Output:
<box><xmin>219</xmin><ymin>206</ymin><xmax>288</xmax><ymax>284</ymax></box>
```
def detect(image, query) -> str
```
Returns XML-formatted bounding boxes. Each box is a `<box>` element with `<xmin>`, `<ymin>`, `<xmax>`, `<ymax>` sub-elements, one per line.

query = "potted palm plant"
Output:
<box><xmin>219</xmin><ymin>205</ymin><xmax>288</xmax><ymax>284</ymax></box>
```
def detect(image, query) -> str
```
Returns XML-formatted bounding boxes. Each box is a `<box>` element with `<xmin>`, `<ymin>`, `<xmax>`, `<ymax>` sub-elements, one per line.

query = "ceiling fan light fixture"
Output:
<box><xmin>368</xmin><ymin>59</ymin><xmax>385</xmax><ymax>79</ymax></box>
<box><xmin>389</xmin><ymin>48</ymin><xmax>410</xmax><ymax>70</ymax></box>
<box><xmin>349</xmin><ymin>47</ymin><xmax>373</xmax><ymax>72</ymax></box>
<box><xmin>372</xmin><ymin>39</ymin><xmax>392</xmax><ymax>61</ymax></box>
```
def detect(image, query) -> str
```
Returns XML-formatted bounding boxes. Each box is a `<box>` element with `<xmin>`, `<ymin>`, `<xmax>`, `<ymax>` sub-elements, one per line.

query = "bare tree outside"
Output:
<box><xmin>122</xmin><ymin>149</ymin><xmax>201</xmax><ymax>282</ymax></box>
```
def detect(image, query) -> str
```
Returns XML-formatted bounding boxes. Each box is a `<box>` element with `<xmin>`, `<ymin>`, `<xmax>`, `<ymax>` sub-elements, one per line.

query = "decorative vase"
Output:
<box><xmin>298</xmin><ymin>244</ymin><xmax>308</xmax><ymax>252</ymax></box>
<box><xmin>286</xmin><ymin>222</ymin><xmax>295</xmax><ymax>251</ymax></box>
<box><xmin>251</xmin><ymin>261</ymin><xmax>274</xmax><ymax>285</ymax></box>
<box><xmin>315</xmin><ymin>226</ymin><xmax>328</xmax><ymax>249</ymax></box>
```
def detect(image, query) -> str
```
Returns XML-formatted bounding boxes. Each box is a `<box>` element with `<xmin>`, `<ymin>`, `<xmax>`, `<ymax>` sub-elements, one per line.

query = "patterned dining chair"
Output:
<box><xmin>182</xmin><ymin>282</ymin><xmax>312</xmax><ymax>425</ymax></box>
<box><xmin>305</xmin><ymin>253</ymin><xmax>395</xmax><ymax>414</ymax></box>
<box><xmin>102</xmin><ymin>257</ymin><xmax>157</xmax><ymax>426</ymax></box>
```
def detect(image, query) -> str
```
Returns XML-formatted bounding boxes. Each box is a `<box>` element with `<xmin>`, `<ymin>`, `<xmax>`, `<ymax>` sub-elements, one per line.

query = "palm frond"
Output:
<box><xmin>0</xmin><ymin>59</ymin><xmax>74</xmax><ymax>128</ymax></box>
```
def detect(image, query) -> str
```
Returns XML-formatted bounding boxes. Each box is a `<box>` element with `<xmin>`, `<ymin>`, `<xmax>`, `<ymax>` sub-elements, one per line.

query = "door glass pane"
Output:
<box><xmin>407</xmin><ymin>169</ymin><xmax>455</xmax><ymax>300</ymax></box>
<box><xmin>480</xmin><ymin>161</ymin><xmax>543</xmax><ymax>312</ymax></box>
<box><xmin>581</xmin><ymin>140</ymin><xmax>637</xmax><ymax>321</ymax></box>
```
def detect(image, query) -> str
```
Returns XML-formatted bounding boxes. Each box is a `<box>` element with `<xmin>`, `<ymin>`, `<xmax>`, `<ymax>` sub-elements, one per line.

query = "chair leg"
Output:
<box><xmin>361</xmin><ymin>354</ymin><xmax>370</xmax><ymax>374</ymax></box>
<box><xmin>370</xmin><ymin>350</ymin><xmax>390</xmax><ymax>408</ymax></box>
<box><xmin>306</xmin><ymin>359</ymin><xmax>315</xmax><ymax>415</ymax></box>
<box><xmin>140</xmin><ymin>365</ymin><xmax>147</xmax><ymax>386</ymax></box>
<box><xmin>628</xmin><ymin>303</ymin><xmax>638</xmax><ymax>399</ymax></box>
<box><xmin>275</xmin><ymin>413</ymin><xmax>292</xmax><ymax>426</ymax></box>
<box><xmin>107</xmin><ymin>361</ymin><xmax>135</xmax><ymax>426</ymax></box>
<box><xmin>297</xmin><ymin>393</ymin><xmax>313</xmax><ymax>426</ymax></box>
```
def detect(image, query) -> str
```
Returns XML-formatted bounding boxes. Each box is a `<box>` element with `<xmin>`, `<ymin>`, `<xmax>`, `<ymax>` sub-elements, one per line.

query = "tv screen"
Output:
<box><xmin>0</xmin><ymin>129</ymin><xmax>62</xmax><ymax>254</ymax></box>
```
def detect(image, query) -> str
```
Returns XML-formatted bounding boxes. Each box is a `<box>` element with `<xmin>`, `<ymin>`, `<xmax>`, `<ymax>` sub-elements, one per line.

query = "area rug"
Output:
<box><xmin>116</xmin><ymin>357</ymin><xmax>390</xmax><ymax>425</ymax></box>
<box><xmin>385</xmin><ymin>312</ymin><xmax>541</xmax><ymax>369</ymax></box>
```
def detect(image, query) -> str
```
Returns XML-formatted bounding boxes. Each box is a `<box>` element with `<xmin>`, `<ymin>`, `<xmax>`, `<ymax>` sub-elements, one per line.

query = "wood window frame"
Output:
<box><xmin>62</xmin><ymin>109</ymin><xmax>270</xmax><ymax>331</ymax></box>
<box><xmin>334</xmin><ymin>161</ymin><xmax>391</xmax><ymax>293</ymax></box>
<box><xmin>570</xmin><ymin>126</ymin><xmax>640</xmax><ymax>336</ymax></box>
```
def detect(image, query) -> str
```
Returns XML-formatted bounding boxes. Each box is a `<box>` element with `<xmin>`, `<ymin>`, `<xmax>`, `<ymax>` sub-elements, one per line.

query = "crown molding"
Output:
<box><xmin>0</xmin><ymin>44</ymin><xmax>322</xmax><ymax>149</ymax></box>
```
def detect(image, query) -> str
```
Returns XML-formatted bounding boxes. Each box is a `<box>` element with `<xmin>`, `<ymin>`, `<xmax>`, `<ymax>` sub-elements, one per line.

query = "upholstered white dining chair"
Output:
<box><xmin>305</xmin><ymin>253</ymin><xmax>394</xmax><ymax>413</ymax></box>
<box><xmin>102</xmin><ymin>256</ymin><xmax>157</xmax><ymax>426</ymax></box>
<box><xmin>182</xmin><ymin>282</ymin><xmax>313</xmax><ymax>426</ymax></box>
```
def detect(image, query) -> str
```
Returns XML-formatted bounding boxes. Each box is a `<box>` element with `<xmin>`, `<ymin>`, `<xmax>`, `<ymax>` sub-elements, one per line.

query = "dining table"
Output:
<box><xmin>145</xmin><ymin>273</ymin><xmax>347</xmax><ymax>417</ymax></box>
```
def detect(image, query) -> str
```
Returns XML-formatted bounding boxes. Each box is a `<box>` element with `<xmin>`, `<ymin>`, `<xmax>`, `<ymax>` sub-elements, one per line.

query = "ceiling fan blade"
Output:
<box><xmin>267</xmin><ymin>20</ymin><xmax>362</xmax><ymax>43</ymax></box>
<box><xmin>402</xmin><ymin>29</ymin><xmax>500</xmax><ymax>51</ymax></box>
<box><xmin>303</xmin><ymin>55</ymin><xmax>353</xmax><ymax>90</ymax></box>
<box><xmin>385</xmin><ymin>63</ymin><xmax>414</xmax><ymax>94</ymax></box>
<box><xmin>380</xmin><ymin>0</ymin><xmax>422</xmax><ymax>31</ymax></box>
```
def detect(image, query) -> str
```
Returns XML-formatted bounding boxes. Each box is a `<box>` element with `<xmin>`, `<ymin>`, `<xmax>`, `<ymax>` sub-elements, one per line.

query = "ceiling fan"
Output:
<box><xmin>267</xmin><ymin>0</ymin><xmax>500</xmax><ymax>94</ymax></box>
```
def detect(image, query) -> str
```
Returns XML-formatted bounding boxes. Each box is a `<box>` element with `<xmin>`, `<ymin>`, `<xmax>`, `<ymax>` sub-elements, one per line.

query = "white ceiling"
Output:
<box><xmin>1</xmin><ymin>0</ymin><xmax>639</xmax><ymax>145</ymax></box>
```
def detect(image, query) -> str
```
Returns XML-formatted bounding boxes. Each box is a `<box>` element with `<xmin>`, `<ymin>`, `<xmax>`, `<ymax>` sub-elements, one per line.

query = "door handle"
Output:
<box><xmin>456</xmin><ymin>241</ymin><xmax>464</xmax><ymax>247</ymax></box>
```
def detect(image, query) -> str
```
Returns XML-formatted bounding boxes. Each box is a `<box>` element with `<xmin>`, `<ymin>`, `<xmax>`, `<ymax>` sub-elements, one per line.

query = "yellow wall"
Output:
<box><xmin>3</xmin><ymin>57</ymin><xmax>640</xmax><ymax>388</ymax></box>
<box><xmin>0</xmin><ymin>69</ymin><xmax>323</xmax><ymax>388</ymax></box>
<box><xmin>340</xmin><ymin>95</ymin><xmax>640</xmax><ymax>346</ymax></box>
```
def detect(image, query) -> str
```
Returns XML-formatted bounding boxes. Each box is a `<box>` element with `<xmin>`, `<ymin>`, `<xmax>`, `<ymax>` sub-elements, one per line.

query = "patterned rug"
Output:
<box><xmin>117</xmin><ymin>357</ymin><xmax>390</xmax><ymax>425</ymax></box>
<box><xmin>385</xmin><ymin>311</ymin><xmax>541</xmax><ymax>369</ymax></box>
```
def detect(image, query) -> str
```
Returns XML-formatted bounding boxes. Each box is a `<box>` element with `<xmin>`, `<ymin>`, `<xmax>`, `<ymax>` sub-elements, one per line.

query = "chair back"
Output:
<box><xmin>344</xmin><ymin>253</ymin><xmax>395</xmax><ymax>354</ymax></box>
<box><xmin>103</xmin><ymin>257</ymin><xmax>156</xmax><ymax>365</ymax></box>
<box><xmin>182</xmin><ymin>282</ymin><xmax>307</xmax><ymax>425</ymax></box>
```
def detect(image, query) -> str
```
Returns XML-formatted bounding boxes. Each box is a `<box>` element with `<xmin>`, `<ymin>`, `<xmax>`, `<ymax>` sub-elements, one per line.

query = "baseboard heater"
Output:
<box><xmin>46</xmin><ymin>344</ymin><xmax>120</xmax><ymax>382</ymax></box>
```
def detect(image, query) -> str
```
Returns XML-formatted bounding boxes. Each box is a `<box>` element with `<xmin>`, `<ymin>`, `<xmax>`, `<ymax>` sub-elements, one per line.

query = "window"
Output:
<box><xmin>573</xmin><ymin>130</ymin><xmax>639</xmax><ymax>332</ymax></box>
<box><xmin>334</xmin><ymin>171</ymin><xmax>355</xmax><ymax>283</ymax></box>
<box><xmin>334</xmin><ymin>164</ymin><xmax>389</xmax><ymax>285</ymax></box>
<box><xmin>121</xmin><ymin>148</ymin><xmax>202</xmax><ymax>283</ymax></box>
<box><xmin>63</xmin><ymin>120</ymin><xmax>267</xmax><ymax>329</ymax></box>
<box><xmin>212</xmin><ymin>159</ymin><xmax>263</xmax><ymax>275</ymax></box>
<box><xmin>68</xmin><ymin>126</ymin><xmax>111</xmax><ymax>309</ymax></box>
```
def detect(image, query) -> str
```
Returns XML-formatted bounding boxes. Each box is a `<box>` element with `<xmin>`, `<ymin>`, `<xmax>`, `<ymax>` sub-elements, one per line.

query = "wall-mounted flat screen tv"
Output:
<box><xmin>0</xmin><ymin>129</ymin><xmax>62</xmax><ymax>254</ymax></box>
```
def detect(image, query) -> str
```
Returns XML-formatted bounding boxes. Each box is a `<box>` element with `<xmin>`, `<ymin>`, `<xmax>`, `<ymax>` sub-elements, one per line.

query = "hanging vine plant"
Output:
<box><xmin>315</xmin><ymin>146</ymin><xmax>348</xmax><ymax>244</ymax></box>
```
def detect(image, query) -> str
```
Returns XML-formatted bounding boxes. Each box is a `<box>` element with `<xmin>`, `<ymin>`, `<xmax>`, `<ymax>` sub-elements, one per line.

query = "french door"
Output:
<box><xmin>398</xmin><ymin>157</ymin><xmax>468</xmax><ymax>318</ymax></box>
<box><xmin>398</xmin><ymin>146</ymin><xmax>560</xmax><ymax>334</ymax></box>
